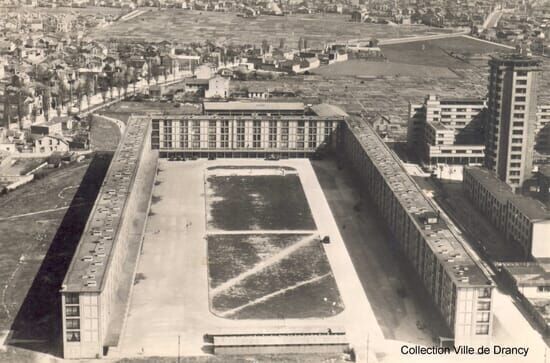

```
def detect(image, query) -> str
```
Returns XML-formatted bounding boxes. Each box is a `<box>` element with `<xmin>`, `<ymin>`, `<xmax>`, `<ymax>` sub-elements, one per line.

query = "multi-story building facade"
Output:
<box><xmin>151</xmin><ymin>102</ymin><xmax>346</xmax><ymax>158</ymax></box>
<box><xmin>61</xmin><ymin>118</ymin><xmax>155</xmax><ymax>359</ymax></box>
<box><xmin>485</xmin><ymin>55</ymin><xmax>542</xmax><ymax>190</ymax></box>
<box><xmin>463</xmin><ymin>166</ymin><xmax>550</xmax><ymax>259</ymax></box>
<box><xmin>536</xmin><ymin>105</ymin><xmax>550</xmax><ymax>154</ymax></box>
<box><xmin>340</xmin><ymin>118</ymin><xmax>495</xmax><ymax>345</ymax></box>
<box><xmin>408</xmin><ymin>95</ymin><xmax>486</xmax><ymax>165</ymax></box>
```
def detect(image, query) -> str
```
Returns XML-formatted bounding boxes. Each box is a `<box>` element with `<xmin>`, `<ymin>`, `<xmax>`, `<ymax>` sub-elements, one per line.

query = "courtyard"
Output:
<box><xmin>116</xmin><ymin>159</ymin><xmax>380</xmax><ymax>360</ymax></box>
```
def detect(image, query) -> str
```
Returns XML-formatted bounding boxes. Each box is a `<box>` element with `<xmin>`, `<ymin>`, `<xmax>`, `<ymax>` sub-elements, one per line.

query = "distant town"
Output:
<box><xmin>2</xmin><ymin>1</ymin><xmax>550</xmax><ymax>363</ymax></box>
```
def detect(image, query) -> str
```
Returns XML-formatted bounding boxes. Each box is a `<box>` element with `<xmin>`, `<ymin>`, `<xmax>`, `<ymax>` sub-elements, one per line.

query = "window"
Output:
<box><xmin>66</xmin><ymin>319</ymin><xmax>80</xmax><ymax>329</ymax></box>
<box><xmin>66</xmin><ymin>293</ymin><xmax>79</xmax><ymax>305</ymax></box>
<box><xmin>476</xmin><ymin>324</ymin><xmax>489</xmax><ymax>335</ymax></box>
<box><xmin>66</xmin><ymin>306</ymin><xmax>80</xmax><ymax>317</ymax></box>
<box><xmin>477</xmin><ymin>301</ymin><xmax>491</xmax><ymax>311</ymax></box>
<box><xmin>515</xmin><ymin>96</ymin><xmax>526</xmax><ymax>102</ymax></box>
<box><xmin>478</xmin><ymin>288</ymin><xmax>491</xmax><ymax>298</ymax></box>
<box><xmin>513</xmin><ymin>122</ymin><xmax>524</xmax><ymax>127</ymax></box>
<box><xmin>477</xmin><ymin>312</ymin><xmax>490</xmax><ymax>323</ymax></box>
<box><xmin>67</xmin><ymin>331</ymin><xmax>80</xmax><ymax>342</ymax></box>
<box><xmin>513</xmin><ymin>113</ymin><xmax>525</xmax><ymax>119</ymax></box>
<box><xmin>537</xmin><ymin>286</ymin><xmax>550</xmax><ymax>292</ymax></box>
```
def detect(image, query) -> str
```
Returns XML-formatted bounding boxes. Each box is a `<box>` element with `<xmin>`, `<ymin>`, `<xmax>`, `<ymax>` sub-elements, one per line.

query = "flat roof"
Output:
<box><xmin>61</xmin><ymin>117</ymin><xmax>149</xmax><ymax>293</ymax></box>
<box><xmin>464</xmin><ymin>166</ymin><xmax>513</xmax><ymax>203</ymax></box>
<box><xmin>489</xmin><ymin>54</ymin><xmax>542</xmax><ymax>67</ymax></box>
<box><xmin>310</xmin><ymin>103</ymin><xmax>349</xmax><ymax>118</ymax></box>
<box><xmin>427</xmin><ymin>121</ymin><xmax>451</xmax><ymax>132</ymax></box>
<box><xmin>150</xmin><ymin>115</ymin><xmax>345</xmax><ymax>122</ymax></box>
<box><xmin>203</xmin><ymin>101</ymin><xmax>305</xmax><ymax>112</ymax></box>
<box><xmin>465</xmin><ymin>166</ymin><xmax>550</xmax><ymax>220</ymax></box>
<box><xmin>509</xmin><ymin>195</ymin><xmax>550</xmax><ymax>221</ymax></box>
<box><xmin>440</xmin><ymin>98</ymin><xmax>485</xmax><ymax>105</ymax></box>
<box><xmin>346</xmin><ymin>117</ymin><xmax>493</xmax><ymax>287</ymax></box>
<box><xmin>502</xmin><ymin>261</ymin><xmax>550</xmax><ymax>287</ymax></box>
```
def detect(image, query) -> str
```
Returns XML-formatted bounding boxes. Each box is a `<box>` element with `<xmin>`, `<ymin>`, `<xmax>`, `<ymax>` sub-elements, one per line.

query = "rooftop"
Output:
<box><xmin>203</xmin><ymin>101</ymin><xmax>305</xmax><ymax>112</ymax></box>
<box><xmin>489</xmin><ymin>54</ymin><xmax>542</xmax><ymax>67</ymax></box>
<box><xmin>346</xmin><ymin>117</ymin><xmax>492</xmax><ymax>288</ymax></box>
<box><xmin>61</xmin><ymin>117</ymin><xmax>149</xmax><ymax>293</ymax></box>
<box><xmin>465</xmin><ymin>166</ymin><xmax>550</xmax><ymax>220</ymax></box>
<box><xmin>464</xmin><ymin>166</ymin><xmax>514</xmax><ymax>203</ymax></box>
<box><xmin>439</xmin><ymin>97</ymin><xmax>486</xmax><ymax>105</ymax></box>
<box><xmin>509</xmin><ymin>195</ymin><xmax>550</xmax><ymax>221</ymax></box>
<box><xmin>502</xmin><ymin>260</ymin><xmax>550</xmax><ymax>287</ymax></box>
<box><xmin>310</xmin><ymin>103</ymin><xmax>348</xmax><ymax>118</ymax></box>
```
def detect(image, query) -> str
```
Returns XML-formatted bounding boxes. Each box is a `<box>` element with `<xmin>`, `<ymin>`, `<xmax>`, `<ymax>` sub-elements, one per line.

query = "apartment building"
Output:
<box><xmin>485</xmin><ymin>55</ymin><xmax>542</xmax><ymax>190</ymax></box>
<box><xmin>340</xmin><ymin>118</ymin><xmax>494</xmax><ymax>345</ymax></box>
<box><xmin>408</xmin><ymin>95</ymin><xmax>486</xmax><ymax>165</ymax></box>
<box><xmin>61</xmin><ymin>118</ymin><xmax>154</xmax><ymax>359</ymax></box>
<box><xmin>463</xmin><ymin>166</ymin><xmax>550</xmax><ymax>259</ymax></box>
<box><xmin>151</xmin><ymin>102</ymin><xmax>346</xmax><ymax>157</ymax></box>
<box><xmin>536</xmin><ymin>105</ymin><xmax>550</xmax><ymax>154</ymax></box>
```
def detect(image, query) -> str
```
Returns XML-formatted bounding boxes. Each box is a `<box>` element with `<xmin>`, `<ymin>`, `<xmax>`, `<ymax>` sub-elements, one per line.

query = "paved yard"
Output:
<box><xmin>117</xmin><ymin>159</ymin><xmax>380</xmax><ymax>361</ymax></box>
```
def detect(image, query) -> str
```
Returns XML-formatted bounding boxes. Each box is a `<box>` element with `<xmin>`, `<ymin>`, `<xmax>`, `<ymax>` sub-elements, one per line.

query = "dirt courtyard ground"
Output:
<box><xmin>115</xmin><ymin>159</ymin><xmax>382</xmax><ymax>361</ymax></box>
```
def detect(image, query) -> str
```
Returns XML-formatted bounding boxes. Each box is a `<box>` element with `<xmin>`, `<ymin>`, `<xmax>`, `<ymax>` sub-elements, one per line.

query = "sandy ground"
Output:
<box><xmin>115</xmin><ymin>159</ymin><xmax>381</xmax><ymax>361</ymax></box>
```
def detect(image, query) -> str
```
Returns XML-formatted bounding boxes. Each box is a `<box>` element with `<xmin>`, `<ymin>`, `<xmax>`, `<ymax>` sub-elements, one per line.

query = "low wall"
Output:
<box><xmin>214</xmin><ymin>344</ymin><xmax>349</xmax><ymax>355</ymax></box>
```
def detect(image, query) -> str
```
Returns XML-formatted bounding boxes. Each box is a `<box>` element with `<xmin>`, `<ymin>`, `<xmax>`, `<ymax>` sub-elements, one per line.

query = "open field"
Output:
<box><xmin>0</xmin><ymin>153</ymin><xmax>112</xmax><ymax>359</ymax></box>
<box><xmin>206</xmin><ymin>170</ymin><xmax>316</xmax><ymax>231</ymax></box>
<box><xmin>314</xmin><ymin>59</ymin><xmax>459</xmax><ymax>78</ymax></box>
<box><xmin>4</xmin><ymin>5</ymin><xmax>122</xmax><ymax>16</ymax></box>
<box><xmin>381</xmin><ymin>40</ymin><xmax>474</xmax><ymax>69</ymax></box>
<box><xmin>90</xmin><ymin>115</ymin><xmax>122</xmax><ymax>151</ymax></box>
<box><xmin>208</xmin><ymin>234</ymin><xmax>343</xmax><ymax>319</ymax></box>
<box><xmin>88</xmin><ymin>9</ymin><xmax>451</xmax><ymax>47</ymax></box>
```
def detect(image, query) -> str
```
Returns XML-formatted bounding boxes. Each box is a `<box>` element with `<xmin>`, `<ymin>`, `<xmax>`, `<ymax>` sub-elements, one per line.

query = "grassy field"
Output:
<box><xmin>0</xmin><ymin>153</ymin><xmax>112</xmax><ymax>358</ymax></box>
<box><xmin>206</xmin><ymin>173</ymin><xmax>316</xmax><ymax>231</ymax></box>
<box><xmin>207</xmin><ymin>234</ymin><xmax>305</xmax><ymax>289</ymax></box>
<box><xmin>230</xmin><ymin>276</ymin><xmax>343</xmax><ymax>319</ymax></box>
<box><xmin>381</xmin><ymin>41</ymin><xmax>473</xmax><ymax>69</ymax></box>
<box><xmin>209</xmin><ymin>235</ymin><xmax>344</xmax><ymax>319</ymax></box>
<box><xmin>429</xmin><ymin>36</ymin><xmax>513</xmax><ymax>54</ymax></box>
<box><xmin>314</xmin><ymin>59</ymin><xmax>459</xmax><ymax>78</ymax></box>
<box><xmin>90</xmin><ymin>114</ymin><xmax>122</xmax><ymax>151</ymax></box>
<box><xmin>88</xmin><ymin>9</ymin><xmax>450</xmax><ymax>47</ymax></box>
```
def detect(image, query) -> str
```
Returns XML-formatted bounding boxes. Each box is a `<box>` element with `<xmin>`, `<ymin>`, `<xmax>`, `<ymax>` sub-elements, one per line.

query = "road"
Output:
<box><xmin>483</xmin><ymin>10</ymin><xmax>504</xmax><ymax>29</ymax></box>
<box><xmin>339</xmin><ymin>30</ymin><xmax>469</xmax><ymax>49</ymax></box>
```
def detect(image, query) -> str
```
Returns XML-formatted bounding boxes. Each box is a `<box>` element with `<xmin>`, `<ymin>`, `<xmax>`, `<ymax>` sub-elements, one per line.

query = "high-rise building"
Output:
<box><xmin>485</xmin><ymin>54</ymin><xmax>542</xmax><ymax>190</ymax></box>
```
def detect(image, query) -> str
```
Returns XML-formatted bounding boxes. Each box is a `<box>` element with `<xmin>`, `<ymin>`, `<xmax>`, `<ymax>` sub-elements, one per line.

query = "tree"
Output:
<box><xmin>83</xmin><ymin>76</ymin><xmax>93</xmax><ymax>106</ymax></box>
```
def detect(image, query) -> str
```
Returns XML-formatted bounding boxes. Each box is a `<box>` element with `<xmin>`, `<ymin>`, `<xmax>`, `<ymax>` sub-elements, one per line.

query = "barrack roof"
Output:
<box><xmin>346</xmin><ymin>117</ymin><xmax>493</xmax><ymax>287</ymax></box>
<box><xmin>61</xmin><ymin>117</ymin><xmax>149</xmax><ymax>293</ymax></box>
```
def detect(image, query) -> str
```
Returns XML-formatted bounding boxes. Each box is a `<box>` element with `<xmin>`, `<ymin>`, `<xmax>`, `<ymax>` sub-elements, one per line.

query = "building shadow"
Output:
<box><xmin>6</xmin><ymin>152</ymin><xmax>113</xmax><ymax>357</ymax></box>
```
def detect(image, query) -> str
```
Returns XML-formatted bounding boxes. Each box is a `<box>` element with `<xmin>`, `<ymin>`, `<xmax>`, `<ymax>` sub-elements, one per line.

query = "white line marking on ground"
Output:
<box><xmin>218</xmin><ymin>273</ymin><xmax>332</xmax><ymax>318</ymax></box>
<box><xmin>211</xmin><ymin>234</ymin><xmax>318</xmax><ymax>296</ymax></box>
